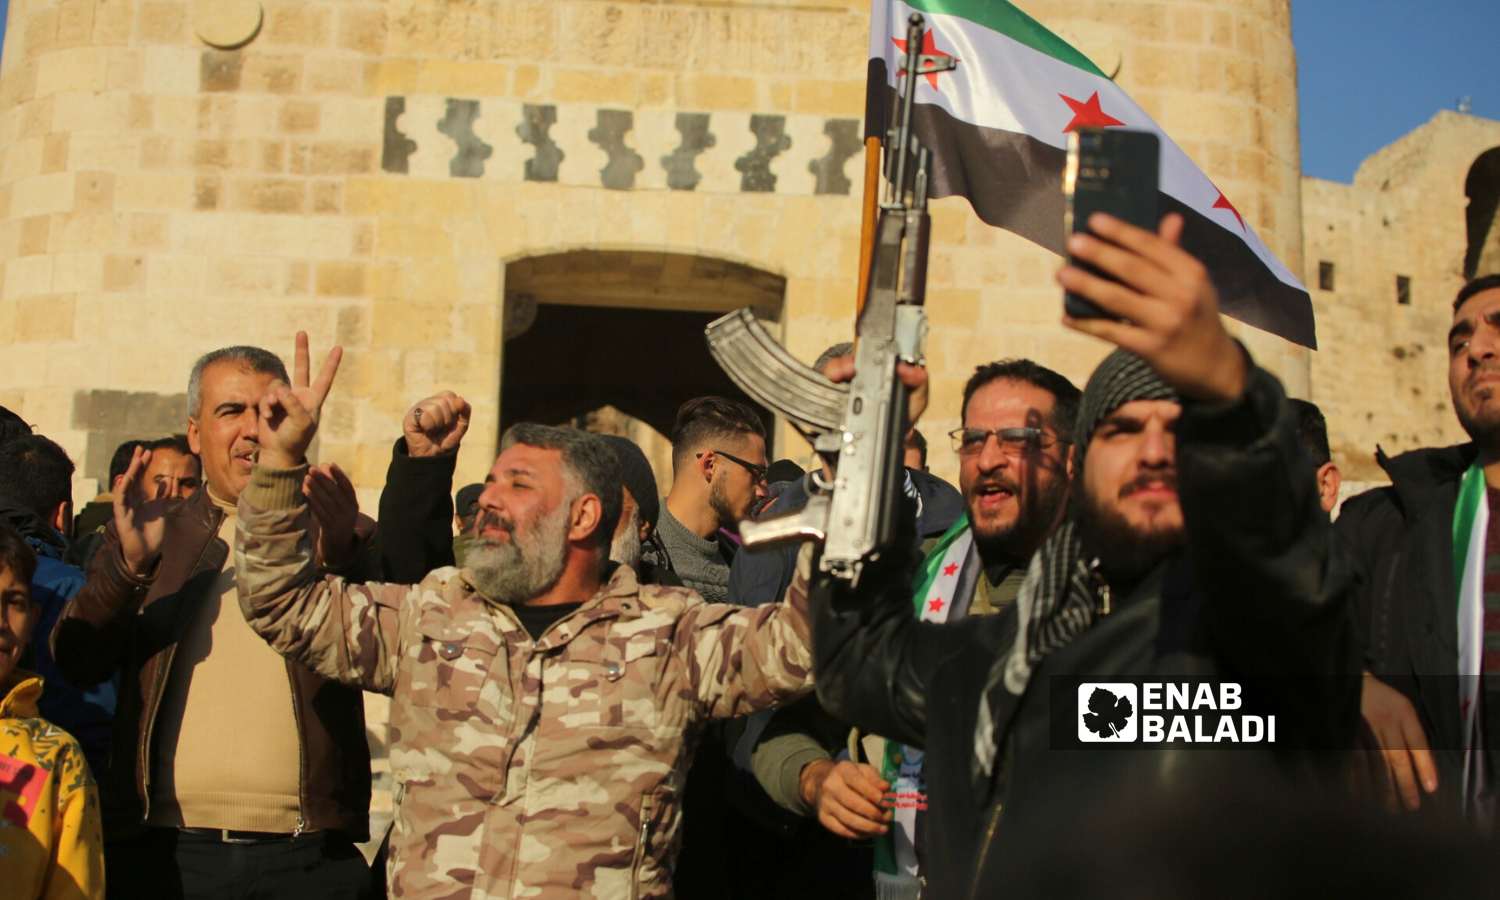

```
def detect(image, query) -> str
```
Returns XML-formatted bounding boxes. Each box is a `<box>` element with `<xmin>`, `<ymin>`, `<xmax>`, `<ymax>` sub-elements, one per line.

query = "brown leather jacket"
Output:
<box><xmin>50</xmin><ymin>487</ymin><xmax>379</xmax><ymax>839</ymax></box>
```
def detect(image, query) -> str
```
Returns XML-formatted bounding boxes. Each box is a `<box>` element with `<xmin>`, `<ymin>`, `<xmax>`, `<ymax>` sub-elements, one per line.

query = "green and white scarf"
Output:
<box><xmin>1454</xmin><ymin>462</ymin><xmax>1489</xmax><ymax>809</ymax></box>
<box><xmin>875</xmin><ymin>516</ymin><xmax>976</xmax><ymax>898</ymax></box>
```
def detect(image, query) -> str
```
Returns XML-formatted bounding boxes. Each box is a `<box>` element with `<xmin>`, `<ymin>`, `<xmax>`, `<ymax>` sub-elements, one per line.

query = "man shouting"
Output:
<box><xmin>810</xmin><ymin>213</ymin><xmax>1361</xmax><ymax>897</ymax></box>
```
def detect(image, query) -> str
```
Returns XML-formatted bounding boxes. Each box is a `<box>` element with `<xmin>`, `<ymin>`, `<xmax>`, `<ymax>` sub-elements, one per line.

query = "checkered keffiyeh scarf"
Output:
<box><xmin>973</xmin><ymin>350</ymin><xmax>1178</xmax><ymax>778</ymax></box>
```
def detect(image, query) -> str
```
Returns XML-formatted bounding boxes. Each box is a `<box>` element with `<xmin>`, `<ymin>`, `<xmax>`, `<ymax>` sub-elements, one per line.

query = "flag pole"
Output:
<box><xmin>853</xmin><ymin>135</ymin><xmax>882</xmax><ymax>316</ymax></box>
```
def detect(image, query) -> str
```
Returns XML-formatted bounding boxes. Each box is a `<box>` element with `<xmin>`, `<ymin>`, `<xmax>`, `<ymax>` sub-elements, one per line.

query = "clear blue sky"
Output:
<box><xmin>0</xmin><ymin>0</ymin><xmax>1492</xmax><ymax>183</ymax></box>
<box><xmin>1293</xmin><ymin>0</ymin><xmax>1500</xmax><ymax>182</ymax></box>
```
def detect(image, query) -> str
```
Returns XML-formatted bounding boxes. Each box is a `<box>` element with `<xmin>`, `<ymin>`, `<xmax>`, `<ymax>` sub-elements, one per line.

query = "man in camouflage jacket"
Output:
<box><xmin>232</xmin><ymin>348</ymin><xmax>815</xmax><ymax>898</ymax></box>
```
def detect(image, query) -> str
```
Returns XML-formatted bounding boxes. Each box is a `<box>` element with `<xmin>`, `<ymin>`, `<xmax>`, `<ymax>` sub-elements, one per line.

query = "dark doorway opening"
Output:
<box><xmin>1465</xmin><ymin>147</ymin><xmax>1500</xmax><ymax>280</ymax></box>
<box><xmin>499</xmin><ymin>303</ymin><xmax>773</xmax><ymax>439</ymax></box>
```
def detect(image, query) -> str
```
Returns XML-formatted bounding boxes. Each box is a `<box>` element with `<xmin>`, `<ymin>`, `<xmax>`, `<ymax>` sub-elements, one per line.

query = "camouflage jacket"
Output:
<box><xmin>234</xmin><ymin>465</ymin><xmax>814</xmax><ymax>899</ymax></box>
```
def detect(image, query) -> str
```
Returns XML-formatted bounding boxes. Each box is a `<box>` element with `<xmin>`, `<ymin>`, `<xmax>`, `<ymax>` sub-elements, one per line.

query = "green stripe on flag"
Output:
<box><xmin>900</xmin><ymin>0</ymin><xmax>1106</xmax><ymax>77</ymax></box>
<box><xmin>1454</xmin><ymin>463</ymin><xmax>1486</xmax><ymax>605</ymax></box>
<box><xmin>909</xmin><ymin>513</ymin><xmax>970</xmax><ymax>612</ymax></box>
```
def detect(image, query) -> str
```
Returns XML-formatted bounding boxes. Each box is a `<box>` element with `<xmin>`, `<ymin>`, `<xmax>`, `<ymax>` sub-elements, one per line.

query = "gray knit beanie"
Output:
<box><xmin>1073</xmin><ymin>349</ymin><xmax>1180</xmax><ymax>462</ymax></box>
<box><xmin>599</xmin><ymin>435</ymin><xmax>660</xmax><ymax>530</ymax></box>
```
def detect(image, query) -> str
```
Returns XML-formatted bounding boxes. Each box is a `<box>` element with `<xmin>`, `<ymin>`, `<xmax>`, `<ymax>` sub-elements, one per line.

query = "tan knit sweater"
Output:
<box><xmin>146</xmin><ymin>489</ymin><xmax>302</xmax><ymax>832</ymax></box>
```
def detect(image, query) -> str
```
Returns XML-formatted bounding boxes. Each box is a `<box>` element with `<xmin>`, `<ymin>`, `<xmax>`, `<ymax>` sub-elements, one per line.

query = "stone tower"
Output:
<box><xmin>0</xmin><ymin>0</ymin><xmax>1307</xmax><ymax>499</ymax></box>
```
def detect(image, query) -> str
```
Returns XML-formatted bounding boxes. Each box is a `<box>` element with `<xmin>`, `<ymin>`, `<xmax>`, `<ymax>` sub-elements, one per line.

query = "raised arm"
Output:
<box><xmin>810</xmin><ymin>537</ymin><xmax>997</xmax><ymax>749</ymax></box>
<box><xmin>674</xmin><ymin>545</ymin><xmax>818</xmax><ymax>720</ymax></box>
<box><xmin>1060</xmin><ymin>212</ymin><xmax>1360</xmax><ymax>746</ymax></box>
<box><xmin>233</xmin><ymin>332</ymin><xmax>408</xmax><ymax>693</ymax></box>
<box><xmin>50</xmin><ymin>446</ymin><xmax>172</xmax><ymax>687</ymax></box>
<box><xmin>236</xmin><ymin>463</ymin><xmax>408</xmax><ymax>694</ymax></box>
<box><xmin>377</xmin><ymin>391</ymin><xmax>471</xmax><ymax>581</ymax></box>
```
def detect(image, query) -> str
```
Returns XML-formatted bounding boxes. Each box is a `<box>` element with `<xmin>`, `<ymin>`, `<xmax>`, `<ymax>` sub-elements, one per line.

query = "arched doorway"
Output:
<box><xmin>499</xmin><ymin>250</ymin><xmax>786</xmax><ymax>486</ymax></box>
<box><xmin>1465</xmin><ymin>147</ymin><xmax>1500</xmax><ymax>279</ymax></box>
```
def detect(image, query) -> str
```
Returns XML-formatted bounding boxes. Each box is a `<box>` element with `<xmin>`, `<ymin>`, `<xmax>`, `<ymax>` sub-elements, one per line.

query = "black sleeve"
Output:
<box><xmin>1177</xmin><ymin>363</ymin><xmax>1361</xmax><ymax>749</ymax></box>
<box><xmin>376</xmin><ymin>438</ymin><xmax>458</xmax><ymax>583</ymax></box>
<box><xmin>812</xmin><ymin>531</ymin><xmax>1000</xmax><ymax>750</ymax></box>
<box><xmin>726</xmin><ymin>544</ymin><xmax>800</xmax><ymax>608</ymax></box>
<box><xmin>1331</xmin><ymin>488</ymin><xmax>1401</xmax><ymax>671</ymax></box>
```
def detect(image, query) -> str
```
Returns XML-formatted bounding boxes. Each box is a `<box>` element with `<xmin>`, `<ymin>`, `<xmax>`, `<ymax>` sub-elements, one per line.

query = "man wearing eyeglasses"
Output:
<box><xmin>649</xmin><ymin>396</ymin><xmax>769</xmax><ymax>604</ymax></box>
<box><xmin>741</xmin><ymin>358</ymin><xmax>1078</xmax><ymax>899</ymax></box>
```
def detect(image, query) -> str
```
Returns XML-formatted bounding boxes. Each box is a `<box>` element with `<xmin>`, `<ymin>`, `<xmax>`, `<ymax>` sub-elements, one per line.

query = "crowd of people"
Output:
<box><xmin>3</xmin><ymin>212</ymin><xmax>1500</xmax><ymax>899</ymax></box>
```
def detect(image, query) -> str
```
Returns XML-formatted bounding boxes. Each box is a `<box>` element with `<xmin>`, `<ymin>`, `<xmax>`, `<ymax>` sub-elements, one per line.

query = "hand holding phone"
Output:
<box><xmin>1063</xmin><ymin>128</ymin><xmax>1160</xmax><ymax>319</ymax></box>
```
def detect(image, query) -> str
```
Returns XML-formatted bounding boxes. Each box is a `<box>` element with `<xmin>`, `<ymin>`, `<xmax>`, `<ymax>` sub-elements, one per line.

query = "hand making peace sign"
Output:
<box><xmin>257</xmin><ymin>331</ymin><xmax>343</xmax><ymax>470</ymax></box>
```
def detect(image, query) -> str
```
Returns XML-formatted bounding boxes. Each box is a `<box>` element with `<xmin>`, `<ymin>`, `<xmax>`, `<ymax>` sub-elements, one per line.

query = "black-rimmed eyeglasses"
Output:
<box><xmin>702</xmin><ymin>449</ymin><xmax>768</xmax><ymax>484</ymax></box>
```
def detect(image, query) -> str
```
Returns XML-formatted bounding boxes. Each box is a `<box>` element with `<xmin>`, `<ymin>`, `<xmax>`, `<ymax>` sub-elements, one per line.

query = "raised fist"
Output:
<box><xmin>403</xmin><ymin>391</ymin><xmax>471</xmax><ymax>458</ymax></box>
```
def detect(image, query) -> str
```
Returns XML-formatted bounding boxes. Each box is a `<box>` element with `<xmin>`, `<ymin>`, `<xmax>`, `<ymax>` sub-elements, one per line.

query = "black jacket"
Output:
<box><xmin>812</xmin><ymin>366</ymin><xmax>1361</xmax><ymax>899</ymax></box>
<box><xmin>377</xmin><ymin>438</ymin><xmax>460</xmax><ymax>582</ymax></box>
<box><xmin>1334</xmin><ymin>442</ymin><xmax>1473</xmax><ymax>811</ymax></box>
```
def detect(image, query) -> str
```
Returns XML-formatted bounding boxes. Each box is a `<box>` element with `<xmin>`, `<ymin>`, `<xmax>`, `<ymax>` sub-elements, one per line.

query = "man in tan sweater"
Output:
<box><xmin>51</xmin><ymin>338</ymin><xmax>378</xmax><ymax>898</ymax></box>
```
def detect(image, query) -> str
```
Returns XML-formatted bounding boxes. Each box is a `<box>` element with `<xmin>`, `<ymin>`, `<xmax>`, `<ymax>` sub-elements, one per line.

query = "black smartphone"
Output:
<box><xmin>1063</xmin><ymin>128</ymin><xmax>1160</xmax><ymax>319</ymax></box>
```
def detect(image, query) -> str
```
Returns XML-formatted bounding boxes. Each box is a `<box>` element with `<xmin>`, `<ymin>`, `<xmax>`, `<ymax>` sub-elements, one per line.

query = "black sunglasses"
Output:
<box><xmin>703</xmin><ymin>449</ymin><xmax>768</xmax><ymax>484</ymax></box>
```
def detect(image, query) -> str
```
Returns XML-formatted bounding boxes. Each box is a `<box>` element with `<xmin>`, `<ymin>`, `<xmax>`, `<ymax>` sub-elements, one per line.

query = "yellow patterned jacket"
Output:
<box><xmin>233</xmin><ymin>464</ymin><xmax>814</xmax><ymax>898</ymax></box>
<box><xmin>0</xmin><ymin>673</ymin><xmax>104</xmax><ymax>900</ymax></box>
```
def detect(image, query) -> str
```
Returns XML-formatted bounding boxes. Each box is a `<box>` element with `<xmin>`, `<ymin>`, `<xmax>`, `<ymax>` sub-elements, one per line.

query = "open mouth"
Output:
<box><xmin>974</xmin><ymin>483</ymin><xmax>1017</xmax><ymax>508</ymax></box>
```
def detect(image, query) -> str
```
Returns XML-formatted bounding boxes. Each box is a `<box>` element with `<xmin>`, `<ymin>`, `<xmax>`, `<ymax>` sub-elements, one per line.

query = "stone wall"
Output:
<box><xmin>1302</xmin><ymin>112</ymin><xmax>1500</xmax><ymax>481</ymax></box>
<box><xmin>0</xmin><ymin>0</ymin><xmax>1310</xmax><ymax>501</ymax></box>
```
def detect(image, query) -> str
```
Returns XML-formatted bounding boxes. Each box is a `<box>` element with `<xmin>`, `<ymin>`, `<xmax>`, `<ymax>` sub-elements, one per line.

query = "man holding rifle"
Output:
<box><xmin>809</xmin><ymin>211</ymin><xmax>1362</xmax><ymax>897</ymax></box>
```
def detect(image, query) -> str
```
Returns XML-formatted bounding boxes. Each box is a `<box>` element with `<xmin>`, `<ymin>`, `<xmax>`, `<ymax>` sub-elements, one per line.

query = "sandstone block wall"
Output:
<box><xmin>1303</xmin><ymin>112</ymin><xmax>1500</xmax><ymax>481</ymax></box>
<box><xmin>0</xmin><ymin>0</ymin><xmax>1307</xmax><ymax>502</ymax></box>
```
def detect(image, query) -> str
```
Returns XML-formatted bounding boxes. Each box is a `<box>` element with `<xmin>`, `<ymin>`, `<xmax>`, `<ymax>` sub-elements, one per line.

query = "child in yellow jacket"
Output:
<box><xmin>0</xmin><ymin>522</ymin><xmax>104</xmax><ymax>900</ymax></box>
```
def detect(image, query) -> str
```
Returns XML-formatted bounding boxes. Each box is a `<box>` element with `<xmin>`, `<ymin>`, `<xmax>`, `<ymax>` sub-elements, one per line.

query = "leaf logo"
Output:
<box><xmin>1076</xmin><ymin>683</ymin><xmax>1138</xmax><ymax>742</ymax></box>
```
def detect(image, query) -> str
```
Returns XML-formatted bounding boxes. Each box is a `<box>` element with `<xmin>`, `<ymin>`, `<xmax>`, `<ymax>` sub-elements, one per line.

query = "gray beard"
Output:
<box><xmin>462</xmin><ymin>504</ymin><xmax>570</xmax><ymax>605</ymax></box>
<box><xmin>611</xmin><ymin>509</ymin><xmax>643</xmax><ymax>570</ymax></box>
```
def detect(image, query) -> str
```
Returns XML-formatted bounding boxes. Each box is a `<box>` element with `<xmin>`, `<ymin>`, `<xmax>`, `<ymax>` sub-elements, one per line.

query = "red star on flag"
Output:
<box><xmin>942</xmin><ymin>563</ymin><xmax>959</xmax><ymax>577</ymax></box>
<box><xmin>1059</xmin><ymin>91</ymin><xmax>1124</xmax><ymax>133</ymax></box>
<box><xmin>928</xmin><ymin>598</ymin><xmax>945</xmax><ymax>613</ymax></box>
<box><xmin>892</xmin><ymin>30</ymin><xmax>956</xmax><ymax>91</ymax></box>
<box><xmin>1212</xmin><ymin>187</ymin><xmax>1246</xmax><ymax>231</ymax></box>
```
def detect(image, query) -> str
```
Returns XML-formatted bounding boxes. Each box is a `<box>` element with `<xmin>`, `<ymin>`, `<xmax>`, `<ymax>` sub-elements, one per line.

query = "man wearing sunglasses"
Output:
<box><xmin>649</xmin><ymin>396</ymin><xmax>769</xmax><ymax>603</ymax></box>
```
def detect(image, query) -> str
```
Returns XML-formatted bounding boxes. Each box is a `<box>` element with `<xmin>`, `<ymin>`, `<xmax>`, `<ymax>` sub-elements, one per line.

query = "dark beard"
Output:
<box><xmin>970</xmin><ymin>474</ymin><xmax>1069</xmax><ymax>570</ymax></box>
<box><xmin>709</xmin><ymin>477</ymin><xmax>739</xmax><ymax>529</ymax></box>
<box><xmin>1074</xmin><ymin>480</ymin><xmax>1183</xmax><ymax>587</ymax></box>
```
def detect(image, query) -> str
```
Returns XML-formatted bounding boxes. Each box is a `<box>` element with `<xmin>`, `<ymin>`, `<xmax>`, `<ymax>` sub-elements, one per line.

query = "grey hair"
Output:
<box><xmin>500</xmin><ymin>423</ymin><xmax>623</xmax><ymax>551</ymax></box>
<box><xmin>187</xmin><ymin>346</ymin><xmax>288</xmax><ymax>418</ymax></box>
<box><xmin>813</xmin><ymin>342</ymin><xmax>855</xmax><ymax>374</ymax></box>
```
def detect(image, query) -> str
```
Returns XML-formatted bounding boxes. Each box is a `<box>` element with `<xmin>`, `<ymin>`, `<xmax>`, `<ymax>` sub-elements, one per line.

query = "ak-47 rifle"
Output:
<box><xmin>704</xmin><ymin>13</ymin><xmax>955</xmax><ymax>587</ymax></box>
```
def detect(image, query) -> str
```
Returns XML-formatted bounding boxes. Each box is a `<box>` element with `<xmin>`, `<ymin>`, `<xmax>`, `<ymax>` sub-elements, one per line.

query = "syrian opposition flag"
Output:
<box><xmin>867</xmin><ymin>0</ymin><xmax>1316</xmax><ymax>347</ymax></box>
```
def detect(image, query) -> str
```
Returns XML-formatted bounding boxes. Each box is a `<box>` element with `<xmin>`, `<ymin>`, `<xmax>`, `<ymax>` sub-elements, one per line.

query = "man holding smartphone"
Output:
<box><xmin>809</xmin><ymin>211</ymin><xmax>1361</xmax><ymax>897</ymax></box>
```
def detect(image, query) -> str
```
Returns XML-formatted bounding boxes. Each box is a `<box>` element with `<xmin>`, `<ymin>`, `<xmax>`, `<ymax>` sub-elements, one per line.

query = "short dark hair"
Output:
<box><xmin>455</xmin><ymin>484</ymin><xmax>484</xmax><ymax>527</ymax></box>
<box><xmin>669</xmin><ymin>396</ymin><xmax>766</xmax><ymax>471</ymax></box>
<box><xmin>0</xmin><ymin>521</ymin><xmax>37</xmax><ymax>586</ymax></box>
<box><xmin>500</xmin><ymin>423</ymin><xmax>622</xmax><ymax>552</ymax></box>
<box><xmin>1454</xmin><ymin>274</ymin><xmax>1500</xmax><ymax>312</ymax></box>
<box><xmin>188</xmin><ymin>346</ymin><xmax>288</xmax><ymax>417</ymax></box>
<box><xmin>0</xmin><ymin>406</ymin><xmax>31</xmax><ymax>447</ymax></box>
<box><xmin>961</xmin><ymin>360</ymin><xmax>1083</xmax><ymax>443</ymax></box>
<box><xmin>146</xmin><ymin>434</ymin><xmax>195</xmax><ymax>458</ymax></box>
<box><xmin>813</xmin><ymin>342</ymin><xmax>855</xmax><ymax>374</ymax></box>
<box><xmin>108</xmin><ymin>439</ymin><xmax>148</xmax><ymax>486</ymax></box>
<box><xmin>904</xmin><ymin>428</ymin><xmax>928</xmax><ymax>467</ymax></box>
<box><xmin>0</xmin><ymin>435</ymin><xmax>75</xmax><ymax>521</ymax></box>
<box><xmin>1289</xmin><ymin>399</ymin><xmax>1331</xmax><ymax>467</ymax></box>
